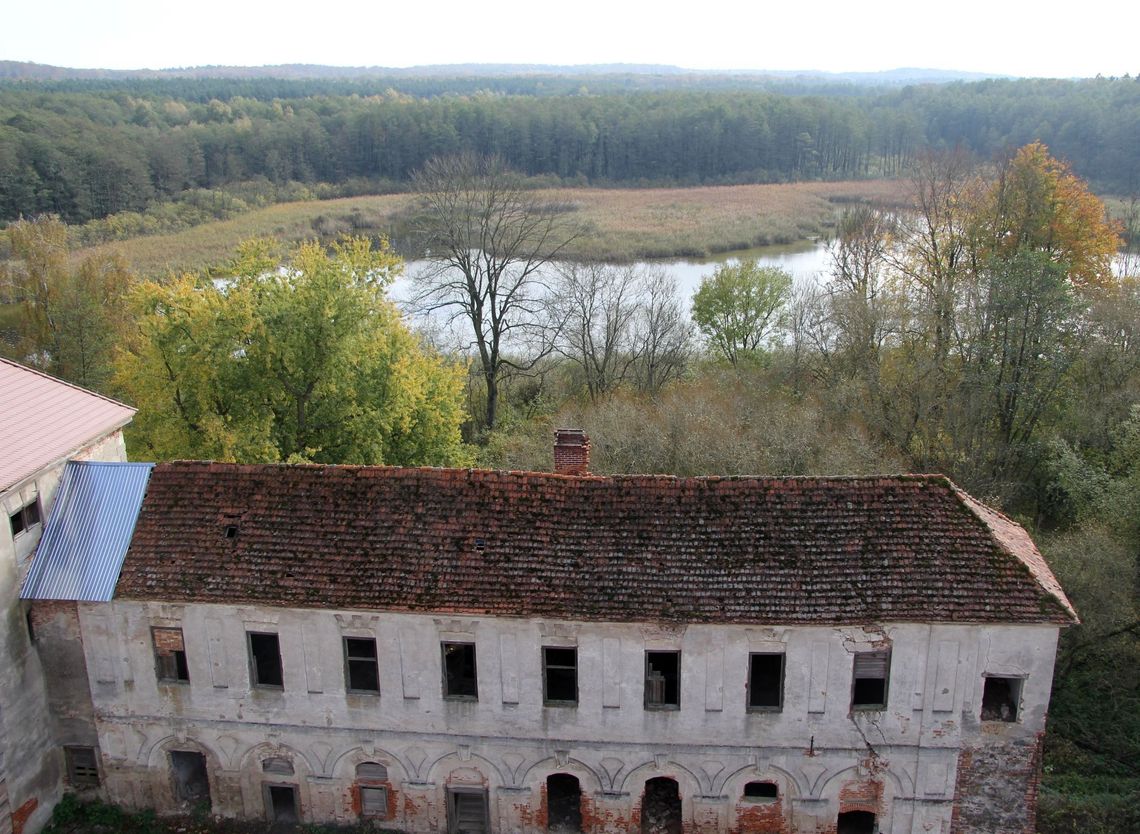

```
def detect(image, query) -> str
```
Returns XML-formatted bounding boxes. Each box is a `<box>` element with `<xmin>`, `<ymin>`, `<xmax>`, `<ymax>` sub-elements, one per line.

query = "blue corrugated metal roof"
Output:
<box><xmin>20</xmin><ymin>461</ymin><xmax>153</xmax><ymax>601</ymax></box>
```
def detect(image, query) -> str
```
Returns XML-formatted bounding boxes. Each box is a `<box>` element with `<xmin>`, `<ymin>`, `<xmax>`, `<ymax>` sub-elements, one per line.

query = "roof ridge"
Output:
<box><xmin>0</xmin><ymin>356</ymin><xmax>136</xmax><ymax>413</ymax></box>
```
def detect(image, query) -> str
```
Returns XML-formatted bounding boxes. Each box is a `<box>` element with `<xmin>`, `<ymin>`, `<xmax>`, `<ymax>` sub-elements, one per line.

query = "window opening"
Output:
<box><xmin>153</xmin><ymin>627</ymin><xmax>190</xmax><ymax>683</ymax></box>
<box><xmin>248</xmin><ymin>631</ymin><xmax>283</xmax><ymax>688</ymax></box>
<box><xmin>641</xmin><ymin>777</ymin><xmax>682</xmax><ymax>834</ymax></box>
<box><xmin>266</xmin><ymin>784</ymin><xmax>299</xmax><ymax>823</ymax></box>
<box><xmin>224</xmin><ymin>525</ymin><xmax>239</xmax><ymax>539</ymax></box>
<box><xmin>543</xmin><ymin>647</ymin><xmax>578</xmax><ymax>705</ymax></box>
<box><xmin>356</xmin><ymin>761</ymin><xmax>390</xmax><ymax>819</ymax></box>
<box><xmin>344</xmin><ymin>637</ymin><xmax>380</xmax><ymax>693</ymax></box>
<box><xmin>981</xmin><ymin>677</ymin><xmax>1022</xmax><ymax>722</ymax></box>
<box><xmin>747</xmin><ymin>653</ymin><xmax>784</xmax><ymax>710</ymax></box>
<box><xmin>743</xmin><ymin>781</ymin><xmax>778</xmax><ymax>801</ymax></box>
<box><xmin>645</xmin><ymin>651</ymin><xmax>680</xmax><ymax>709</ymax></box>
<box><xmin>171</xmin><ymin>751</ymin><xmax>210</xmax><ymax>806</ymax></box>
<box><xmin>547</xmin><ymin>773</ymin><xmax>583</xmax><ymax>833</ymax></box>
<box><xmin>447</xmin><ymin>787</ymin><xmax>489</xmax><ymax>834</ymax></box>
<box><xmin>442</xmin><ymin>642</ymin><xmax>478</xmax><ymax>699</ymax></box>
<box><xmin>65</xmin><ymin>746</ymin><xmax>100</xmax><ymax>787</ymax></box>
<box><xmin>9</xmin><ymin>498</ymin><xmax>40</xmax><ymax>538</ymax></box>
<box><xmin>837</xmin><ymin>810</ymin><xmax>876</xmax><ymax>834</ymax></box>
<box><xmin>851</xmin><ymin>650</ymin><xmax>890</xmax><ymax>710</ymax></box>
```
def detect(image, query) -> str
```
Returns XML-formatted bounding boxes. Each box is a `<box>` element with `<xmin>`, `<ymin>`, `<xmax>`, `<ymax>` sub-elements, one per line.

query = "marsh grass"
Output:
<box><xmin>73</xmin><ymin>181</ymin><xmax>909</xmax><ymax>278</ymax></box>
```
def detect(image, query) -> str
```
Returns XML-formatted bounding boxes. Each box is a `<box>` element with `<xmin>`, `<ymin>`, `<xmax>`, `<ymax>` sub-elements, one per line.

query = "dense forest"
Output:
<box><xmin>2</xmin><ymin>75</ymin><xmax>1140</xmax><ymax>225</ymax></box>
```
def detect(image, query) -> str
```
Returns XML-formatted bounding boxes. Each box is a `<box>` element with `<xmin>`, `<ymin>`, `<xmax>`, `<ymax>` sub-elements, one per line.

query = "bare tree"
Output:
<box><xmin>411</xmin><ymin>153</ymin><xmax>578</xmax><ymax>431</ymax></box>
<box><xmin>632</xmin><ymin>267</ymin><xmax>691</xmax><ymax>393</ymax></box>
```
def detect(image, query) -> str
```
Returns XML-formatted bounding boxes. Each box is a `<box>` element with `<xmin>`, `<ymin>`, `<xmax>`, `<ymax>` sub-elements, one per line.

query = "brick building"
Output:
<box><xmin>21</xmin><ymin>429</ymin><xmax>1076</xmax><ymax>834</ymax></box>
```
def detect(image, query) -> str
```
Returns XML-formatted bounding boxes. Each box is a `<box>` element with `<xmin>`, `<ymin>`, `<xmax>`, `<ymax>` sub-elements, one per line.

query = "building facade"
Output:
<box><xmin>0</xmin><ymin>358</ymin><xmax>135</xmax><ymax>834</ymax></box>
<box><xmin>29</xmin><ymin>452</ymin><xmax>1076</xmax><ymax>834</ymax></box>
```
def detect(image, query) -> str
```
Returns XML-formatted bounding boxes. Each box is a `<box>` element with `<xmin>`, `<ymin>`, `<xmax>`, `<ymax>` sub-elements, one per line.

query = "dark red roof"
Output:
<box><xmin>115</xmin><ymin>462</ymin><xmax>1077</xmax><ymax>625</ymax></box>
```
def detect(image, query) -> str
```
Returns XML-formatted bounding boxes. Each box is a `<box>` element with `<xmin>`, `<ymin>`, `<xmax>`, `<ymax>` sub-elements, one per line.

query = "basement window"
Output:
<box><xmin>747</xmin><ymin>652</ymin><xmax>785</xmax><ymax>711</ymax></box>
<box><xmin>153</xmin><ymin>627</ymin><xmax>190</xmax><ymax>683</ymax></box>
<box><xmin>442</xmin><ymin>642</ymin><xmax>478</xmax><ymax>699</ymax></box>
<box><xmin>344</xmin><ymin>637</ymin><xmax>380</xmax><ymax>694</ymax></box>
<box><xmin>645</xmin><ymin>650</ymin><xmax>681</xmax><ymax>709</ymax></box>
<box><xmin>743</xmin><ymin>781</ymin><xmax>778</xmax><ymax>801</ymax></box>
<box><xmin>65</xmin><ymin>746</ymin><xmax>100</xmax><ymax>787</ymax></box>
<box><xmin>9</xmin><ymin>497</ymin><xmax>41</xmax><ymax>538</ymax></box>
<box><xmin>543</xmin><ymin>646</ymin><xmax>578</xmax><ymax>706</ymax></box>
<box><xmin>981</xmin><ymin>676</ymin><xmax>1022</xmax><ymax>722</ymax></box>
<box><xmin>851</xmin><ymin>650</ymin><xmax>890</xmax><ymax>710</ymax></box>
<box><xmin>248</xmin><ymin>632</ymin><xmax>284</xmax><ymax>689</ymax></box>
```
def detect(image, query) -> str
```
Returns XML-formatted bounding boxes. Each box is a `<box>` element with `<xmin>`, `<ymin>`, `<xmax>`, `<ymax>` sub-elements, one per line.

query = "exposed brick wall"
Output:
<box><xmin>553</xmin><ymin>429</ymin><xmax>591</xmax><ymax>475</ymax></box>
<box><xmin>950</xmin><ymin>735</ymin><xmax>1044</xmax><ymax>834</ymax></box>
<box><xmin>10</xmin><ymin>798</ymin><xmax>36</xmax><ymax>834</ymax></box>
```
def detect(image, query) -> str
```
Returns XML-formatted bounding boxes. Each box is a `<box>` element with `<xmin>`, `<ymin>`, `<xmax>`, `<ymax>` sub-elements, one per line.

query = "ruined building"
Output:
<box><xmin>4</xmin><ymin>363</ymin><xmax>1077</xmax><ymax>834</ymax></box>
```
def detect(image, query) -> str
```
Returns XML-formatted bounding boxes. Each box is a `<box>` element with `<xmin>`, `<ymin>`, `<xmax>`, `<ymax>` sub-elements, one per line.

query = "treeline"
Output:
<box><xmin>3</xmin><ymin>76</ymin><xmax>1140</xmax><ymax>224</ymax></box>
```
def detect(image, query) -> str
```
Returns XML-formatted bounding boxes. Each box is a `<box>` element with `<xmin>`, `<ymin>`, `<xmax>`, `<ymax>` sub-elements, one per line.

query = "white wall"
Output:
<box><xmin>81</xmin><ymin>599</ymin><xmax>1061</xmax><ymax>834</ymax></box>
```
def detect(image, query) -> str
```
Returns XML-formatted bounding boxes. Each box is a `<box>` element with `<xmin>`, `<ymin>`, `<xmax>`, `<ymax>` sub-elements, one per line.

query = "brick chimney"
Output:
<box><xmin>553</xmin><ymin>429</ymin><xmax>590</xmax><ymax>475</ymax></box>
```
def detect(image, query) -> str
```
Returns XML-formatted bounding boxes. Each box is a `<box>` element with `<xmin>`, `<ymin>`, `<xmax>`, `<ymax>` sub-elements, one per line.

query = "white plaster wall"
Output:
<box><xmin>0</xmin><ymin>429</ymin><xmax>129</xmax><ymax>834</ymax></box>
<box><xmin>80</xmin><ymin>600</ymin><xmax>1061</xmax><ymax>833</ymax></box>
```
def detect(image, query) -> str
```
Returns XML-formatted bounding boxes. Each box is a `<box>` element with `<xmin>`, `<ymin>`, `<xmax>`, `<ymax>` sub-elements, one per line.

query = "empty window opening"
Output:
<box><xmin>837</xmin><ymin>810</ymin><xmax>876</xmax><ymax>834</ymax></box>
<box><xmin>447</xmin><ymin>787</ymin><xmax>489</xmax><ymax>834</ymax></box>
<box><xmin>171</xmin><ymin>751</ymin><xmax>210</xmax><ymax>807</ymax></box>
<box><xmin>645</xmin><ymin>651</ymin><xmax>681</xmax><ymax>709</ymax></box>
<box><xmin>224</xmin><ymin>525</ymin><xmax>239</xmax><ymax>539</ymax></box>
<box><xmin>981</xmin><ymin>677</ymin><xmax>1022</xmax><ymax>722</ymax></box>
<box><xmin>344</xmin><ymin>637</ymin><xmax>380</xmax><ymax>693</ymax></box>
<box><xmin>544</xmin><ymin>647</ymin><xmax>578</xmax><ymax>705</ymax></box>
<box><xmin>747</xmin><ymin>653</ymin><xmax>784</xmax><ymax>710</ymax></box>
<box><xmin>743</xmin><ymin>781</ymin><xmax>778</xmax><ymax>801</ymax></box>
<box><xmin>851</xmin><ymin>650</ymin><xmax>890</xmax><ymax>710</ymax></box>
<box><xmin>248</xmin><ymin>631</ymin><xmax>284</xmax><ymax>688</ymax></box>
<box><xmin>153</xmin><ymin>627</ymin><xmax>190</xmax><ymax>683</ymax></box>
<box><xmin>547</xmin><ymin>774</ymin><xmax>583</xmax><ymax>833</ymax></box>
<box><xmin>65</xmin><ymin>746</ymin><xmax>100</xmax><ymax>787</ymax></box>
<box><xmin>262</xmin><ymin>757</ymin><xmax>294</xmax><ymax>775</ymax></box>
<box><xmin>641</xmin><ymin>777</ymin><xmax>682</xmax><ymax>834</ymax></box>
<box><xmin>442</xmin><ymin>642</ymin><xmax>478</xmax><ymax>699</ymax></box>
<box><xmin>265</xmin><ymin>784</ymin><xmax>299</xmax><ymax>823</ymax></box>
<box><xmin>9</xmin><ymin>498</ymin><xmax>40</xmax><ymax>538</ymax></box>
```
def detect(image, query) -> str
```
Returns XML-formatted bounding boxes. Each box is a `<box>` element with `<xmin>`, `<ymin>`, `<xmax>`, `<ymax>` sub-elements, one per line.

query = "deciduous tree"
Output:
<box><xmin>691</xmin><ymin>260</ymin><xmax>791</xmax><ymax>366</ymax></box>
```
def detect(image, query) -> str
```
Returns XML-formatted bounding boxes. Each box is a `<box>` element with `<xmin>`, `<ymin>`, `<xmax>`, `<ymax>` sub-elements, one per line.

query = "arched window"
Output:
<box><xmin>356</xmin><ymin>762</ymin><xmax>390</xmax><ymax>819</ymax></box>
<box><xmin>743</xmin><ymin>781</ymin><xmax>778</xmax><ymax>801</ymax></box>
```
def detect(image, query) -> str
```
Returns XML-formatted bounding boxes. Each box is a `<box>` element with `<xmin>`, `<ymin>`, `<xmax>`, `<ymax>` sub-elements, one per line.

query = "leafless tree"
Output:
<box><xmin>631</xmin><ymin>267</ymin><xmax>691</xmax><ymax>393</ymax></box>
<box><xmin>411</xmin><ymin>153</ymin><xmax>578</xmax><ymax>431</ymax></box>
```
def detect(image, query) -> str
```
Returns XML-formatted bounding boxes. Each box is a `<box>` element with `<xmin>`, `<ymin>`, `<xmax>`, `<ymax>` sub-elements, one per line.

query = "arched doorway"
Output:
<box><xmin>547</xmin><ymin>773</ymin><xmax>582</xmax><ymax>833</ymax></box>
<box><xmin>837</xmin><ymin>810</ymin><xmax>876</xmax><ymax>834</ymax></box>
<box><xmin>641</xmin><ymin>777</ymin><xmax>681</xmax><ymax>834</ymax></box>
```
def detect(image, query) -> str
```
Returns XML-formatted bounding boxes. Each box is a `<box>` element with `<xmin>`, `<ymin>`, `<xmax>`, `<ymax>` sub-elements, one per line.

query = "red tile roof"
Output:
<box><xmin>0</xmin><ymin>358</ymin><xmax>136</xmax><ymax>494</ymax></box>
<box><xmin>115</xmin><ymin>462</ymin><xmax>1077</xmax><ymax>625</ymax></box>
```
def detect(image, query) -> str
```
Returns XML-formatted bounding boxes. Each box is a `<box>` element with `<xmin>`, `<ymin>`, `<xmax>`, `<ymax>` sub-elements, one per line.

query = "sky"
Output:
<box><xmin>5</xmin><ymin>0</ymin><xmax>1139</xmax><ymax>79</ymax></box>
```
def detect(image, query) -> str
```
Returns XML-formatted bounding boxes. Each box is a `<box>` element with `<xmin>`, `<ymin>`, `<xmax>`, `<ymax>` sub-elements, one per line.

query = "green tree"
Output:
<box><xmin>3</xmin><ymin>214</ymin><xmax>133</xmax><ymax>390</ymax></box>
<box><xmin>691</xmin><ymin>260</ymin><xmax>792</xmax><ymax>366</ymax></box>
<box><xmin>115</xmin><ymin>236</ymin><xmax>471</xmax><ymax>466</ymax></box>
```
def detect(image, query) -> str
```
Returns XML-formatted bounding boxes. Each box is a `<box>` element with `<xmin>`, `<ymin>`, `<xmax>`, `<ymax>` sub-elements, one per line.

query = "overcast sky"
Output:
<box><xmin>5</xmin><ymin>0</ymin><xmax>1138</xmax><ymax>79</ymax></box>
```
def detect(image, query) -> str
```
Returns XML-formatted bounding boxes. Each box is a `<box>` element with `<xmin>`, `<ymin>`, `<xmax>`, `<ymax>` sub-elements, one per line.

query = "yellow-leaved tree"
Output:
<box><xmin>115</xmin><ymin>236</ymin><xmax>472</xmax><ymax>466</ymax></box>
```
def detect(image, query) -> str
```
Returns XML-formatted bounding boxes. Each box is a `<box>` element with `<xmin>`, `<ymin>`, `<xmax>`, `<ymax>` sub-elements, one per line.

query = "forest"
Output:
<box><xmin>2</xmin><ymin>75</ymin><xmax>1140</xmax><ymax>226</ymax></box>
<box><xmin>1</xmin><ymin>69</ymin><xmax>1139</xmax><ymax>832</ymax></box>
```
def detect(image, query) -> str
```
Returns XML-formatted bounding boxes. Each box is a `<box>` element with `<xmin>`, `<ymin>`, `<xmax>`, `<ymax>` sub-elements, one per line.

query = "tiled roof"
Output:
<box><xmin>115</xmin><ymin>462</ymin><xmax>1078</xmax><ymax>626</ymax></box>
<box><xmin>0</xmin><ymin>358</ymin><xmax>136</xmax><ymax>494</ymax></box>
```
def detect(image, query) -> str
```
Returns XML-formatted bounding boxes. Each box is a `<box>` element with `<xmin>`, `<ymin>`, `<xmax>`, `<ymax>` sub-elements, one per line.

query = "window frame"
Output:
<box><xmin>65</xmin><ymin>745</ymin><xmax>100</xmax><ymax>788</ymax></box>
<box><xmin>542</xmin><ymin>645</ymin><xmax>578</xmax><ymax>707</ymax></box>
<box><xmin>247</xmin><ymin>631</ymin><xmax>284</xmax><ymax>690</ymax></box>
<box><xmin>441</xmin><ymin>641</ymin><xmax>479</xmax><ymax>700</ymax></box>
<box><xmin>153</xmin><ymin>626</ymin><xmax>190</xmax><ymax>684</ymax></box>
<box><xmin>644</xmin><ymin>650</ymin><xmax>681</xmax><ymax>710</ymax></box>
<box><xmin>980</xmin><ymin>675</ymin><xmax>1024</xmax><ymax>723</ymax></box>
<box><xmin>343</xmin><ymin>636</ymin><xmax>380</xmax><ymax>695</ymax></box>
<box><xmin>746</xmin><ymin>652</ymin><xmax>785</xmax><ymax>712</ymax></box>
<box><xmin>850</xmin><ymin>649</ymin><xmax>891</xmax><ymax>711</ymax></box>
<box><xmin>9</xmin><ymin>496</ymin><xmax>41</xmax><ymax>539</ymax></box>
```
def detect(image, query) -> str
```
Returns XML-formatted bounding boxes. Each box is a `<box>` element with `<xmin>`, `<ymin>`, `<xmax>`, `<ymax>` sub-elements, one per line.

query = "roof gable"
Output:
<box><xmin>0</xmin><ymin>358</ymin><xmax>136</xmax><ymax>493</ymax></box>
<box><xmin>115</xmin><ymin>462</ymin><xmax>1077</xmax><ymax>626</ymax></box>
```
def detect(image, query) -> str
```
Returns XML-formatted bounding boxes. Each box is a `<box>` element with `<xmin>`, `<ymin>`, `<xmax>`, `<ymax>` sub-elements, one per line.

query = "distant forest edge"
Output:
<box><xmin>2</xmin><ymin>74</ymin><xmax>1139</xmax><ymax>224</ymax></box>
